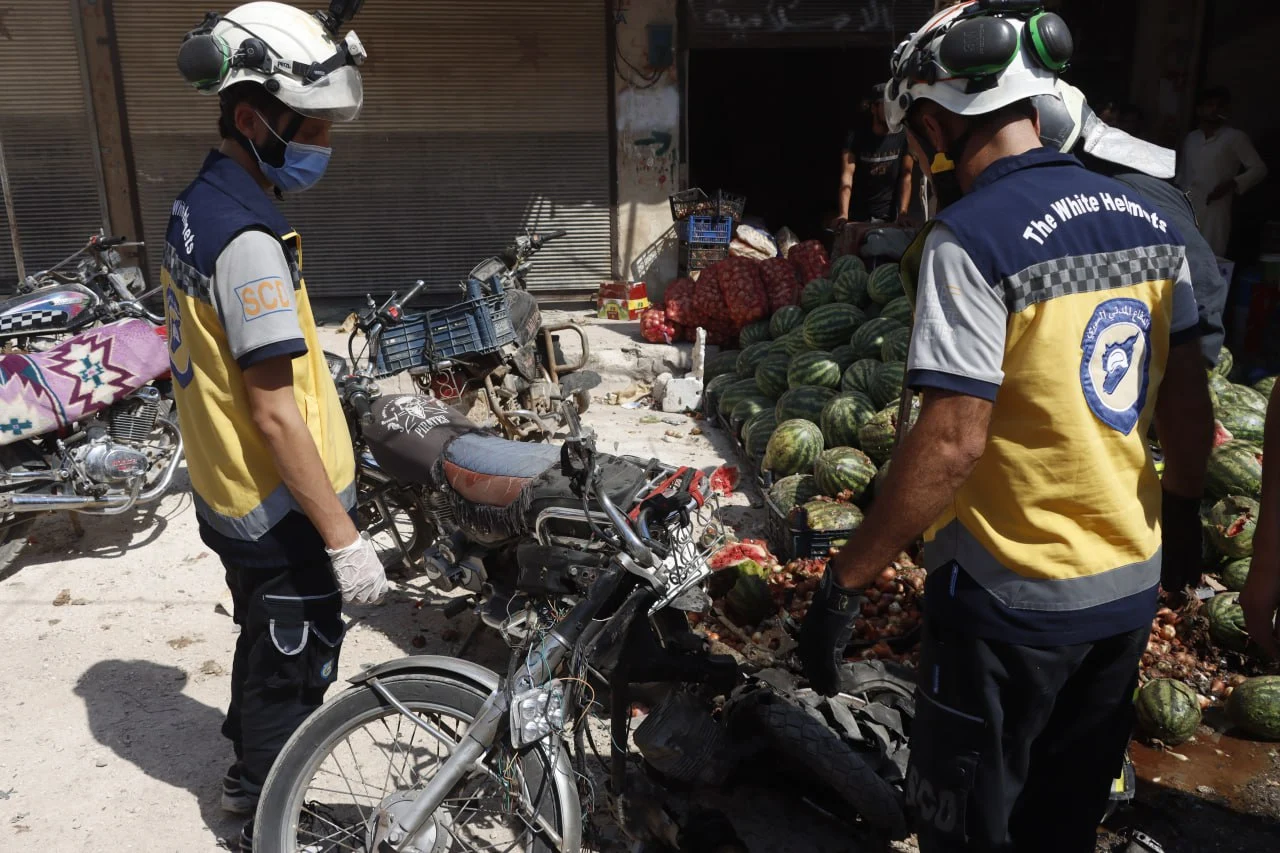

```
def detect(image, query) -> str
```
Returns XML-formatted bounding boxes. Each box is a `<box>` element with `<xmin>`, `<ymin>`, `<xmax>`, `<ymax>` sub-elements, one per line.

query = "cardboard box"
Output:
<box><xmin>596</xmin><ymin>281</ymin><xmax>649</xmax><ymax>320</ymax></box>
<box><xmin>597</xmin><ymin>298</ymin><xmax>647</xmax><ymax>320</ymax></box>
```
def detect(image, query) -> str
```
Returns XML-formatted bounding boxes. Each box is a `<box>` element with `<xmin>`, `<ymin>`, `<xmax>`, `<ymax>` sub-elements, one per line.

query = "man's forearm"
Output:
<box><xmin>899</xmin><ymin>171</ymin><xmax>913</xmax><ymax>216</ymax></box>
<box><xmin>838</xmin><ymin>184</ymin><xmax>852</xmax><ymax>220</ymax></box>
<box><xmin>1154</xmin><ymin>340</ymin><xmax>1214</xmax><ymax>498</ymax></box>
<box><xmin>259</xmin><ymin>415</ymin><xmax>358</xmax><ymax>551</ymax></box>
<box><xmin>829</xmin><ymin>394</ymin><xmax>987</xmax><ymax>588</ymax></box>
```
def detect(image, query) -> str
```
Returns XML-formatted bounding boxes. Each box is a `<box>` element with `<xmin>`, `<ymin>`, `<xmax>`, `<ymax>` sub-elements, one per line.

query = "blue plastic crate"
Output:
<box><xmin>372</xmin><ymin>314</ymin><xmax>431</xmax><ymax>377</ymax></box>
<box><xmin>677</xmin><ymin>215</ymin><xmax>733</xmax><ymax>245</ymax></box>
<box><xmin>425</xmin><ymin>291</ymin><xmax>516</xmax><ymax>361</ymax></box>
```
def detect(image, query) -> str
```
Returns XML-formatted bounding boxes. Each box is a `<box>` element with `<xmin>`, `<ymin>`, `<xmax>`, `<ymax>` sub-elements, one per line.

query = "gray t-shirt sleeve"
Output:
<box><xmin>212</xmin><ymin>229</ymin><xmax>308</xmax><ymax>369</ymax></box>
<box><xmin>906</xmin><ymin>222</ymin><xmax>1007</xmax><ymax>402</ymax></box>
<box><xmin>1169</xmin><ymin>254</ymin><xmax>1200</xmax><ymax>343</ymax></box>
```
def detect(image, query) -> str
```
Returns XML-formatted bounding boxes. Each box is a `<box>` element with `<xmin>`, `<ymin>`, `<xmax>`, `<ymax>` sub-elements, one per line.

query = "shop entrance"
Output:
<box><xmin>687</xmin><ymin>46</ymin><xmax>893</xmax><ymax>240</ymax></box>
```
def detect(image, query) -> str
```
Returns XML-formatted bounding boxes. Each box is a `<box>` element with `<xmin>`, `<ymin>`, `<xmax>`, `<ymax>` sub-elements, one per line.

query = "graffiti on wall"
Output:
<box><xmin>690</xmin><ymin>0</ymin><xmax>930</xmax><ymax>34</ymax></box>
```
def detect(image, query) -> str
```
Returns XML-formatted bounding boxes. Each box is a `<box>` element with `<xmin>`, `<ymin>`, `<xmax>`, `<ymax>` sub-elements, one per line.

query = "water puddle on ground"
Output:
<box><xmin>1130</xmin><ymin>722</ymin><xmax>1279</xmax><ymax>816</ymax></box>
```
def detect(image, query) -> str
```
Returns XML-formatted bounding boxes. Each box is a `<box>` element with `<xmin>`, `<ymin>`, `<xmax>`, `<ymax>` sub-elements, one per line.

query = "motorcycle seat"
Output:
<box><xmin>441</xmin><ymin>433</ymin><xmax>560</xmax><ymax>508</ymax></box>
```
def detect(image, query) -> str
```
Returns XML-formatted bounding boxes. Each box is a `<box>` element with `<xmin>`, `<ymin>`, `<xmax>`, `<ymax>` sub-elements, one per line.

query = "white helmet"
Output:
<box><xmin>178</xmin><ymin>1</ymin><xmax>366</xmax><ymax>122</ymax></box>
<box><xmin>1034</xmin><ymin>80</ymin><xmax>1176</xmax><ymax>179</ymax></box>
<box><xmin>884</xmin><ymin>1</ymin><xmax>1071</xmax><ymax>134</ymax></box>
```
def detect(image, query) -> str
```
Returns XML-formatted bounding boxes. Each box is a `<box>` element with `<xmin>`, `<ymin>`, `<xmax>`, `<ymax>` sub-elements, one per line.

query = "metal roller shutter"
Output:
<box><xmin>112</xmin><ymin>0</ymin><xmax>612</xmax><ymax>302</ymax></box>
<box><xmin>685</xmin><ymin>0</ymin><xmax>936</xmax><ymax>48</ymax></box>
<box><xmin>0</xmin><ymin>1</ymin><xmax>105</xmax><ymax>286</ymax></box>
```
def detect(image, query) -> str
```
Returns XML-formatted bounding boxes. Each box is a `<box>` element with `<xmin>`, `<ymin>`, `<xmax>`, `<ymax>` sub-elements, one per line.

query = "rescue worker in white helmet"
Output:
<box><xmin>798</xmin><ymin>3</ymin><xmax>1213</xmax><ymax>850</ymax></box>
<box><xmin>1035</xmin><ymin>80</ymin><xmax>1228</xmax><ymax>369</ymax></box>
<box><xmin>162</xmin><ymin>3</ymin><xmax>384</xmax><ymax>849</ymax></box>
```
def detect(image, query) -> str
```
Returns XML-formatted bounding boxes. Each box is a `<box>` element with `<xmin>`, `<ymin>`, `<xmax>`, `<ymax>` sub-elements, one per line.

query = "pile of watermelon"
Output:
<box><xmin>700</xmin><ymin>251</ymin><xmax>915</xmax><ymax>548</ymax></box>
<box><xmin>1132</xmin><ymin>353</ymin><xmax>1280</xmax><ymax>743</ymax></box>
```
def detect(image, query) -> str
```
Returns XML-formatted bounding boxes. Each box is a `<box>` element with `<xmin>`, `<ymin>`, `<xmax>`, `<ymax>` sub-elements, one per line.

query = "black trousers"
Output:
<box><xmin>907</xmin><ymin>619</ymin><xmax>1148</xmax><ymax>853</ymax></box>
<box><xmin>221</xmin><ymin>561</ymin><xmax>344</xmax><ymax>790</ymax></box>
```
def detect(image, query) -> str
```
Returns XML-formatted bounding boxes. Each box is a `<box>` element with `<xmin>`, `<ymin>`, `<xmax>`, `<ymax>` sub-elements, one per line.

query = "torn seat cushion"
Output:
<box><xmin>441</xmin><ymin>433</ymin><xmax>561</xmax><ymax>508</ymax></box>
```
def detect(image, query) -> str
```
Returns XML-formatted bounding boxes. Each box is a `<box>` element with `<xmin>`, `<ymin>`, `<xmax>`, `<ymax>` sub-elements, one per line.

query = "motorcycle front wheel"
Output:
<box><xmin>254</xmin><ymin>674</ymin><xmax>579</xmax><ymax>853</ymax></box>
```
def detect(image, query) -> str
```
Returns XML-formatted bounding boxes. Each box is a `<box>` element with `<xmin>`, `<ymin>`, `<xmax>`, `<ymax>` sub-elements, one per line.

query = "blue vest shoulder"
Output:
<box><xmin>937</xmin><ymin>149</ymin><xmax>1185</xmax><ymax>287</ymax></box>
<box><xmin>165</xmin><ymin>151</ymin><xmax>291</xmax><ymax>276</ymax></box>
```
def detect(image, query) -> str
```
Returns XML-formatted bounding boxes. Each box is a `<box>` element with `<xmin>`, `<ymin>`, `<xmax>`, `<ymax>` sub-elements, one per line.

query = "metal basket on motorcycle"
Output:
<box><xmin>372</xmin><ymin>270</ymin><xmax>517</xmax><ymax>379</ymax></box>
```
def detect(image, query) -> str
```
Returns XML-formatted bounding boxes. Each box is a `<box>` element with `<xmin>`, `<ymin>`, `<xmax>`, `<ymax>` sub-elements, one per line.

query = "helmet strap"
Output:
<box><xmin>232</xmin><ymin>108</ymin><xmax>305</xmax><ymax>169</ymax></box>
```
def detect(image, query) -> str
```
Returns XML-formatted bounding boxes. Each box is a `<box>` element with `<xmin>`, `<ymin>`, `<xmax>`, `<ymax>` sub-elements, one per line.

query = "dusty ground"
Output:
<box><xmin>1</xmin><ymin>314</ymin><xmax>1275</xmax><ymax>853</ymax></box>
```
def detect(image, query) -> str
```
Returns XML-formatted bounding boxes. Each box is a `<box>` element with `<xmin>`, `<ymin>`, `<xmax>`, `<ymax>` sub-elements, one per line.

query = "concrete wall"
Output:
<box><xmin>612</xmin><ymin>0</ymin><xmax>681</xmax><ymax>300</ymax></box>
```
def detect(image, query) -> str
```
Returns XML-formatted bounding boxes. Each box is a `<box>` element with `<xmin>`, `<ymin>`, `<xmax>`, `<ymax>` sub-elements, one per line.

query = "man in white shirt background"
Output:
<box><xmin>1176</xmin><ymin>86</ymin><xmax>1269</xmax><ymax>257</ymax></box>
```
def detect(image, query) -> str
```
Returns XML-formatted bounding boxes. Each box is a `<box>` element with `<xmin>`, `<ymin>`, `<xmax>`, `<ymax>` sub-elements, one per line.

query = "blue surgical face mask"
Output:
<box><xmin>250</xmin><ymin>110</ymin><xmax>332</xmax><ymax>193</ymax></box>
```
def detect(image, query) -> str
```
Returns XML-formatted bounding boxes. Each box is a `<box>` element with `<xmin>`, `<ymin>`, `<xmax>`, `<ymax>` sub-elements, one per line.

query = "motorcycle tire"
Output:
<box><xmin>732</xmin><ymin>691</ymin><xmax>907</xmax><ymax>836</ymax></box>
<box><xmin>356</xmin><ymin>466</ymin><xmax>433</xmax><ymax>575</ymax></box>
<box><xmin>255</xmin><ymin>673</ymin><xmax>580</xmax><ymax>853</ymax></box>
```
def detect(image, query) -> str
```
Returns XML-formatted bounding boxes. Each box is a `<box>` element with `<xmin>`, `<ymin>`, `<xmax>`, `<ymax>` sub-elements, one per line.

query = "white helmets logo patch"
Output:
<box><xmin>1080</xmin><ymin>298</ymin><xmax>1152</xmax><ymax>434</ymax></box>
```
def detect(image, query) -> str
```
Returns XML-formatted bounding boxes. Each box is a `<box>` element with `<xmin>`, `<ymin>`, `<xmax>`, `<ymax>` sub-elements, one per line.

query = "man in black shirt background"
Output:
<box><xmin>838</xmin><ymin>83</ymin><xmax>915</xmax><ymax>225</ymax></box>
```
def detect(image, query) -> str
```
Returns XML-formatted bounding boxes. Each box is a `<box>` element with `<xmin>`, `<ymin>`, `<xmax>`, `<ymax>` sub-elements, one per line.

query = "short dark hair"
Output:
<box><xmin>1197</xmin><ymin>86</ymin><xmax>1231</xmax><ymax>107</ymax></box>
<box><xmin>217</xmin><ymin>82</ymin><xmax>289</xmax><ymax>139</ymax></box>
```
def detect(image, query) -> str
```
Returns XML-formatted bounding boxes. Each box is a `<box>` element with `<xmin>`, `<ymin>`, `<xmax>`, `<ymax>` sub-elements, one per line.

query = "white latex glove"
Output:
<box><xmin>326</xmin><ymin>535</ymin><xmax>389</xmax><ymax>605</ymax></box>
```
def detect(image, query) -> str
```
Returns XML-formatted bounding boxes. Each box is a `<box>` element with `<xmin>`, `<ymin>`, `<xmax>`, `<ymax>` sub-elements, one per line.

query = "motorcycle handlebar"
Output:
<box><xmin>400</xmin><ymin>279</ymin><xmax>426</xmax><ymax>307</ymax></box>
<box><xmin>350</xmin><ymin>388</ymin><xmax>374</xmax><ymax>428</ymax></box>
<box><xmin>535</xmin><ymin>229</ymin><xmax>567</xmax><ymax>245</ymax></box>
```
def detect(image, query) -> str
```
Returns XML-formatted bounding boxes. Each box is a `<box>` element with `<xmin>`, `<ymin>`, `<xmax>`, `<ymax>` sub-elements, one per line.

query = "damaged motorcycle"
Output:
<box><xmin>252</xmin><ymin>399</ymin><xmax>916</xmax><ymax>852</ymax></box>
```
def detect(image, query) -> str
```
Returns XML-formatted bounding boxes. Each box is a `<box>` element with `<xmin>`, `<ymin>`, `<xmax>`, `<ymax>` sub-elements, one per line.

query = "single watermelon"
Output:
<box><xmin>820</xmin><ymin>392</ymin><xmax>876</xmax><ymax>449</ymax></box>
<box><xmin>737</xmin><ymin>341</ymin><xmax>777</xmax><ymax>379</ymax></box>
<box><xmin>869</xmin><ymin>361</ymin><xmax>907</xmax><ymax>409</ymax></box>
<box><xmin>743</xmin><ymin>411</ymin><xmax>779</xmax><ymax>459</ymax></box>
<box><xmin>776</xmin><ymin>385</ymin><xmax>839</xmax><ymax>423</ymax></box>
<box><xmin>1218</xmin><ymin>558</ymin><xmax>1251</xmax><ymax>592</ymax></box>
<box><xmin>1206</xmin><ymin>440</ymin><xmax>1263</xmax><ymax>500</ymax></box>
<box><xmin>788</xmin><ymin>351</ymin><xmax>843</xmax><ymax>390</ymax></box>
<box><xmin>1207</xmin><ymin>371</ymin><xmax>1233</xmax><ymax>409</ymax></box>
<box><xmin>1206</xmin><ymin>495</ymin><xmax>1258</xmax><ymax>559</ymax></box>
<box><xmin>1253</xmin><ymin>375</ymin><xmax>1276</xmax><ymax>400</ymax></box>
<box><xmin>717</xmin><ymin>378</ymin><xmax>765</xmax><ymax>421</ymax></box>
<box><xmin>842</xmin><ymin>359</ymin><xmax>881</xmax><ymax>396</ymax></box>
<box><xmin>880</xmin><ymin>326</ymin><xmax>912</xmax><ymax>363</ymax></box>
<box><xmin>1213</xmin><ymin>345</ymin><xmax>1233</xmax><ymax>378</ymax></box>
<box><xmin>769</xmin><ymin>305</ymin><xmax>806</xmax><ymax>339</ymax></box>
<box><xmin>763</xmin><ymin>419</ymin><xmax>825</xmax><ymax>478</ymax></box>
<box><xmin>731</xmin><ymin>396</ymin><xmax>776</xmax><ymax>438</ymax></box>
<box><xmin>800</xmin><ymin>278</ymin><xmax>836</xmax><ymax>312</ymax></box>
<box><xmin>849</xmin><ymin>317</ymin><xmax>902</xmax><ymax>361</ymax></box>
<box><xmin>798</xmin><ymin>499</ymin><xmax>863</xmax><ymax>533</ymax></box>
<box><xmin>879</xmin><ymin>296</ymin><xmax>913</xmax><ymax>326</ymax></box>
<box><xmin>755</xmin><ymin>353</ymin><xmax>792</xmax><ymax>400</ymax></box>
<box><xmin>1217</xmin><ymin>406</ymin><xmax>1266</xmax><ymax>444</ymax></box>
<box><xmin>1205</xmin><ymin>591</ymin><xmax>1249</xmax><ymax>652</ymax></box>
<box><xmin>704</xmin><ymin>373</ymin><xmax>739</xmax><ymax>415</ymax></box>
<box><xmin>768</xmin><ymin>473</ymin><xmax>820</xmax><ymax>514</ymax></box>
<box><xmin>804</xmin><ymin>303</ymin><xmax>866</xmax><ymax>351</ymax></box>
<box><xmin>1226</xmin><ymin>676</ymin><xmax>1280</xmax><ymax>741</ymax></box>
<box><xmin>813</xmin><ymin>447</ymin><xmax>878</xmax><ymax>501</ymax></box>
<box><xmin>1135</xmin><ymin>678</ymin><xmax>1201</xmax><ymax>745</ymax></box>
<box><xmin>833</xmin><ymin>267</ymin><xmax>871</xmax><ymax>306</ymax></box>
<box><xmin>1219</xmin><ymin>383</ymin><xmax>1268</xmax><ymax>415</ymax></box>
<box><xmin>776</xmin><ymin>328</ymin><xmax>810</xmax><ymax>357</ymax></box>
<box><xmin>830</xmin><ymin>254</ymin><xmax>867</xmax><ymax>279</ymax></box>
<box><xmin>830</xmin><ymin>344</ymin><xmax>857</xmax><ymax>372</ymax></box>
<box><xmin>705</xmin><ymin>350</ymin><xmax>741</xmax><ymax>381</ymax></box>
<box><xmin>739</xmin><ymin>321</ymin><xmax>773</xmax><ymax>348</ymax></box>
<box><xmin>867</xmin><ymin>263</ymin><xmax>904</xmax><ymax>305</ymax></box>
<box><xmin>724</xmin><ymin>559</ymin><xmax>775</xmax><ymax>626</ymax></box>
<box><xmin>859</xmin><ymin>397</ymin><xmax>920</xmax><ymax>466</ymax></box>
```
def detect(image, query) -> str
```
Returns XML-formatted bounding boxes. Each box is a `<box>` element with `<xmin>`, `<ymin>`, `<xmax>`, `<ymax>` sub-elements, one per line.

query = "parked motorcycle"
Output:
<box><xmin>252</xmin><ymin>399</ymin><xmax>913</xmax><ymax>852</ymax></box>
<box><xmin>0</xmin><ymin>235</ymin><xmax>181</xmax><ymax>574</ymax></box>
<box><xmin>359</xmin><ymin>230</ymin><xmax>590</xmax><ymax>441</ymax></box>
<box><xmin>1</xmin><ymin>233</ymin><xmax>154</xmax><ymax>351</ymax></box>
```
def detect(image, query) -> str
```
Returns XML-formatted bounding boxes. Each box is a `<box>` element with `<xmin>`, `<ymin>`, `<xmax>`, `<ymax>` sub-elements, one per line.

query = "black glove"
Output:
<box><xmin>1161</xmin><ymin>490</ymin><xmax>1203</xmax><ymax>597</ymax></box>
<box><xmin>798</xmin><ymin>567</ymin><xmax>864</xmax><ymax>696</ymax></box>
